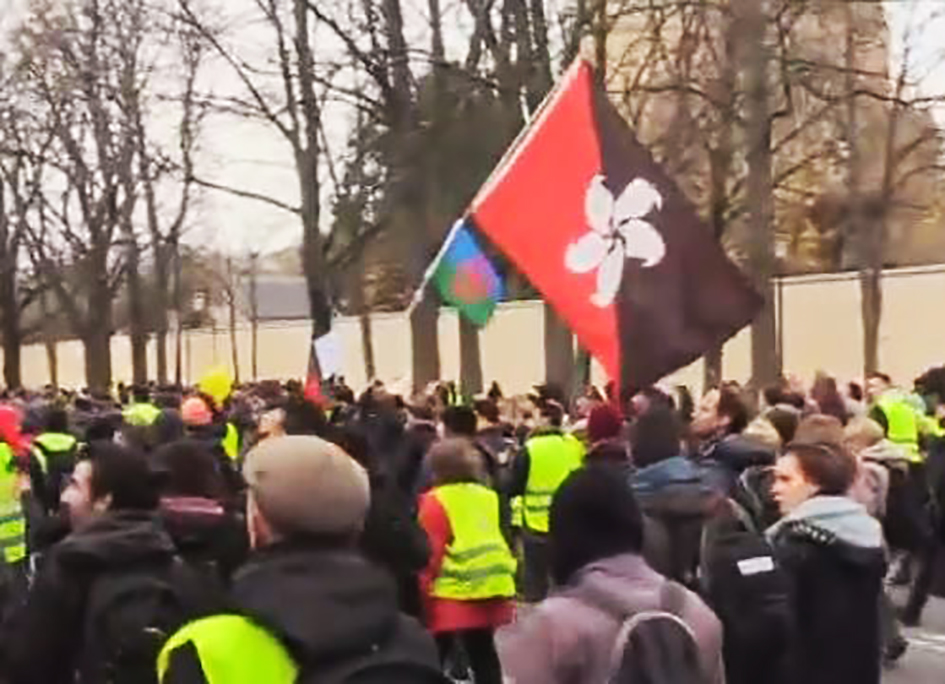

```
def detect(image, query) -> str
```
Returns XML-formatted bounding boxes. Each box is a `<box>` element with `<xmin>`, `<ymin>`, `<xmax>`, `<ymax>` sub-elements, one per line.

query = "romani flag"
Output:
<box><xmin>467</xmin><ymin>58</ymin><xmax>762</xmax><ymax>392</ymax></box>
<box><xmin>432</xmin><ymin>219</ymin><xmax>505</xmax><ymax>327</ymax></box>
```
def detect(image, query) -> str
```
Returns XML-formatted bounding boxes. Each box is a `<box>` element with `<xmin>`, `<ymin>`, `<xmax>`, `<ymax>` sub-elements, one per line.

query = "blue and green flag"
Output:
<box><xmin>432</xmin><ymin>219</ymin><xmax>504</xmax><ymax>327</ymax></box>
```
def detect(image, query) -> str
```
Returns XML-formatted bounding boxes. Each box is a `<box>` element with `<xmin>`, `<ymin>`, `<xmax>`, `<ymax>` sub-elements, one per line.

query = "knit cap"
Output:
<box><xmin>243</xmin><ymin>435</ymin><xmax>369</xmax><ymax>538</ymax></box>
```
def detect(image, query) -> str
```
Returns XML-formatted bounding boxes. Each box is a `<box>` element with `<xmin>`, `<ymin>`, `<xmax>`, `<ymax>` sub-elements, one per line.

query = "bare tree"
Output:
<box><xmin>0</xmin><ymin>69</ymin><xmax>52</xmax><ymax>389</ymax></box>
<box><xmin>18</xmin><ymin>0</ymin><xmax>147</xmax><ymax>390</ymax></box>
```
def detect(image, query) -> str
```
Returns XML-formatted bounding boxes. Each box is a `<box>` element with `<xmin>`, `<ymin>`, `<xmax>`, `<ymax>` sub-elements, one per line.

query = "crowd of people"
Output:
<box><xmin>0</xmin><ymin>366</ymin><xmax>943</xmax><ymax>683</ymax></box>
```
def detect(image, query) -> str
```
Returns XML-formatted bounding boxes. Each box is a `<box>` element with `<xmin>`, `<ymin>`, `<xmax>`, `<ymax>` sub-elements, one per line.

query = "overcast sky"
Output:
<box><xmin>1</xmin><ymin>0</ymin><xmax>943</xmax><ymax>261</ymax></box>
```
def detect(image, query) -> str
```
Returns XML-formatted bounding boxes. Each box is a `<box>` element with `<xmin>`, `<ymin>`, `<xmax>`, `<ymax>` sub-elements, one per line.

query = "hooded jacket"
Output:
<box><xmin>0</xmin><ymin>511</ymin><xmax>214</xmax><ymax>684</ymax></box>
<box><xmin>160</xmin><ymin>540</ymin><xmax>439</xmax><ymax>683</ymax></box>
<box><xmin>500</xmin><ymin>553</ymin><xmax>724</xmax><ymax>684</ymax></box>
<box><xmin>767</xmin><ymin>496</ymin><xmax>886</xmax><ymax>684</ymax></box>
<box><xmin>631</xmin><ymin>456</ymin><xmax>722</xmax><ymax>585</ymax></box>
<box><xmin>698</xmin><ymin>434</ymin><xmax>777</xmax><ymax>494</ymax></box>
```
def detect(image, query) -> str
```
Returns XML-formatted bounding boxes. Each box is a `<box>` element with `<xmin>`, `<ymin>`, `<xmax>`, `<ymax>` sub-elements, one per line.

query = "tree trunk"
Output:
<box><xmin>703</xmin><ymin>344</ymin><xmax>723</xmax><ymax>393</ymax></box>
<box><xmin>351</xmin><ymin>259</ymin><xmax>376</xmax><ymax>381</ymax></box>
<box><xmin>0</xmin><ymin>185</ymin><xmax>22</xmax><ymax>390</ymax></box>
<box><xmin>174</xmin><ymin>243</ymin><xmax>183</xmax><ymax>387</ymax></box>
<box><xmin>702</xmin><ymin>6</ymin><xmax>737</xmax><ymax>393</ymax></box>
<box><xmin>39</xmin><ymin>288</ymin><xmax>58</xmax><ymax>388</ymax></box>
<box><xmin>411</xmin><ymin>294</ymin><xmax>441</xmax><ymax>393</ymax></box>
<box><xmin>228</xmin><ymin>294</ymin><xmax>240</xmax><ymax>384</ymax></box>
<box><xmin>249</xmin><ymin>252</ymin><xmax>259</xmax><ymax>381</ymax></box>
<box><xmin>126</xmin><ymin>242</ymin><xmax>148</xmax><ymax>385</ymax></box>
<box><xmin>544</xmin><ymin>303</ymin><xmax>574</xmax><ymax>393</ymax></box>
<box><xmin>739</xmin><ymin>0</ymin><xmax>778</xmax><ymax>398</ymax></box>
<box><xmin>84</xmin><ymin>325</ymin><xmax>113</xmax><ymax>392</ymax></box>
<box><xmin>459</xmin><ymin>315</ymin><xmax>483</xmax><ymax>397</ymax></box>
<box><xmin>860</xmin><ymin>263</ymin><xmax>881</xmax><ymax>375</ymax></box>
<box><xmin>153</xmin><ymin>247</ymin><xmax>170</xmax><ymax>385</ymax></box>
<box><xmin>360</xmin><ymin>311</ymin><xmax>376</xmax><ymax>381</ymax></box>
<box><xmin>574</xmin><ymin>347</ymin><xmax>591</xmax><ymax>398</ymax></box>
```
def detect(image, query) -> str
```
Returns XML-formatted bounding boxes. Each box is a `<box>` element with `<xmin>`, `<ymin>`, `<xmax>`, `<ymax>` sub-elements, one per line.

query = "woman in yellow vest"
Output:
<box><xmin>418</xmin><ymin>438</ymin><xmax>516</xmax><ymax>684</ymax></box>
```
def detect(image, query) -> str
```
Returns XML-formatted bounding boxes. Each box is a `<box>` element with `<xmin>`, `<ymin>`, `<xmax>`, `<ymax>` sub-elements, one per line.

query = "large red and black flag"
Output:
<box><xmin>468</xmin><ymin>58</ymin><xmax>762</xmax><ymax>393</ymax></box>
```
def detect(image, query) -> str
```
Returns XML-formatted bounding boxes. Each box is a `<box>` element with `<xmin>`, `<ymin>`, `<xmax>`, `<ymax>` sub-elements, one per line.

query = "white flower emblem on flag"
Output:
<box><xmin>565</xmin><ymin>175</ymin><xmax>666</xmax><ymax>307</ymax></box>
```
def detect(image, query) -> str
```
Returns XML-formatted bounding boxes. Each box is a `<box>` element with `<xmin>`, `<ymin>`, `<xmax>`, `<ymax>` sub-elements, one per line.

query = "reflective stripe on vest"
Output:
<box><xmin>878</xmin><ymin>397</ymin><xmax>922</xmax><ymax>463</ymax></box>
<box><xmin>222</xmin><ymin>423</ymin><xmax>240</xmax><ymax>462</ymax></box>
<box><xmin>510</xmin><ymin>496</ymin><xmax>524</xmax><ymax>528</ymax></box>
<box><xmin>523</xmin><ymin>433</ymin><xmax>585</xmax><ymax>533</ymax></box>
<box><xmin>0</xmin><ymin>443</ymin><xmax>26</xmax><ymax>564</ymax></box>
<box><xmin>431</xmin><ymin>483</ymin><xmax>516</xmax><ymax>601</ymax></box>
<box><xmin>124</xmin><ymin>403</ymin><xmax>161</xmax><ymax>427</ymax></box>
<box><xmin>158</xmin><ymin>615</ymin><xmax>297</xmax><ymax>684</ymax></box>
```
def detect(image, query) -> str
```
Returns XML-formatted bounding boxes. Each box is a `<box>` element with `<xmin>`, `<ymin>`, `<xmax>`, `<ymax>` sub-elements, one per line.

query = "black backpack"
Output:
<box><xmin>79</xmin><ymin>558</ymin><xmax>208</xmax><ymax>684</ymax></box>
<box><xmin>601</xmin><ymin>581</ymin><xmax>707</xmax><ymax>684</ymax></box>
<box><xmin>294</xmin><ymin>615</ymin><xmax>448</xmax><ymax>684</ymax></box>
<box><xmin>699</xmin><ymin>500</ymin><xmax>791</xmax><ymax>684</ymax></box>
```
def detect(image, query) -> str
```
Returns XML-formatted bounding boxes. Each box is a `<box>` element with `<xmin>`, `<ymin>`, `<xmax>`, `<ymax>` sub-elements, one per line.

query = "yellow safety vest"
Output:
<box><xmin>0</xmin><ymin>443</ymin><xmax>27</xmax><ymax>565</ymax></box>
<box><xmin>158</xmin><ymin>615</ymin><xmax>297</xmax><ymax>684</ymax></box>
<box><xmin>31</xmin><ymin>432</ymin><xmax>78</xmax><ymax>475</ymax></box>
<box><xmin>523</xmin><ymin>433</ymin><xmax>585</xmax><ymax>533</ymax></box>
<box><xmin>431</xmin><ymin>483</ymin><xmax>517</xmax><ymax>601</ymax></box>
<box><xmin>877</xmin><ymin>397</ymin><xmax>922</xmax><ymax>463</ymax></box>
<box><xmin>124</xmin><ymin>403</ymin><xmax>162</xmax><ymax>427</ymax></box>
<box><xmin>222</xmin><ymin>423</ymin><xmax>240</xmax><ymax>462</ymax></box>
<box><xmin>510</xmin><ymin>496</ymin><xmax>524</xmax><ymax>529</ymax></box>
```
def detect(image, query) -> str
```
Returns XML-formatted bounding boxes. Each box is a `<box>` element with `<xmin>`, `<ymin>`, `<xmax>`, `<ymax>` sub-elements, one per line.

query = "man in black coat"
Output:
<box><xmin>768</xmin><ymin>435</ymin><xmax>886</xmax><ymax>684</ymax></box>
<box><xmin>159</xmin><ymin>435</ymin><xmax>439</xmax><ymax>683</ymax></box>
<box><xmin>0</xmin><ymin>443</ymin><xmax>220</xmax><ymax>684</ymax></box>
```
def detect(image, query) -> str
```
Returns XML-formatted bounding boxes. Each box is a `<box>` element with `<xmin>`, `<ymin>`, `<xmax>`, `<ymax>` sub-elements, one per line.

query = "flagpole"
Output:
<box><xmin>406</xmin><ymin>54</ymin><xmax>591</xmax><ymax>318</ymax></box>
<box><xmin>406</xmin><ymin>217</ymin><xmax>466</xmax><ymax>317</ymax></box>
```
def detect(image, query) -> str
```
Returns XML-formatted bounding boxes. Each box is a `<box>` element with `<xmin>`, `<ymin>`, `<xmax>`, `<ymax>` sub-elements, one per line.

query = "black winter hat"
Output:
<box><xmin>549</xmin><ymin>464</ymin><xmax>645</xmax><ymax>586</ymax></box>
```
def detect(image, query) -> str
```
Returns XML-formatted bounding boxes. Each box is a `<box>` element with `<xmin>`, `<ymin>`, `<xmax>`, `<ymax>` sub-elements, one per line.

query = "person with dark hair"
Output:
<box><xmin>811</xmin><ymin>373</ymin><xmax>849</xmax><ymax>425</ymax></box>
<box><xmin>0</xmin><ymin>442</ymin><xmax>219</xmax><ymax>684</ymax></box>
<box><xmin>691</xmin><ymin>387</ymin><xmax>775</xmax><ymax>494</ymax></box>
<box><xmin>506</xmin><ymin>400</ymin><xmax>585</xmax><ymax>602</ymax></box>
<box><xmin>328</xmin><ymin>426</ymin><xmax>429</xmax><ymax>619</ymax></box>
<box><xmin>153</xmin><ymin>440</ymin><xmax>247</xmax><ymax>582</ymax></box>
<box><xmin>765</xmin><ymin>405</ymin><xmax>801</xmax><ymax>446</ymax></box>
<box><xmin>31</xmin><ymin>407</ymin><xmax>79</xmax><ymax>514</ymax></box>
<box><xmin>418</xmin><ymin>439</ymin><xmax>515</xmax><ymax>684</ymax></box>
<box><xmin>502</xmin><ymin>465</ymin><xmax>723</xmax><ymax>684</ymax></box>
<box><xmin>629</xmin><ymin>406</ymin><xmax>721</xmax><ymax>585</ymax></box>
<box><xmin>768</xmin><ymin>436</ymin><xmax>886</xmax><ymax>684</ymax></box>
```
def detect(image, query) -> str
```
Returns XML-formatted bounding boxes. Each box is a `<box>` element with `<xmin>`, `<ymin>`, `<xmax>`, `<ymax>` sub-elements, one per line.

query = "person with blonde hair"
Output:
<box><xmin>843</xmin><ymin>417</ymin><xmax>894</xmax><ymax>519</ymax></box>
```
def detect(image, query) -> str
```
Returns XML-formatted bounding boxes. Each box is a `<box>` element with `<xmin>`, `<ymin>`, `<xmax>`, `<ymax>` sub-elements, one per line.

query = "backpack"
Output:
<box><xmin>603</xmin><ymin>581</ymin><xmax>707</xmax><ymax>684</ymax></box>
<box><xmin>79</xmin><ymin>558</ymin><xmax>208</xmax><ymax>684</ymax></box>
<box><xmin>159</xmin><ymin>613</ymin><xmax>448</xmax><ymax>684</ymax></box>
<box><xmin>699</xmin><ymin>500</ymin><xmax>791</xmax><ymax>684</ymax></box>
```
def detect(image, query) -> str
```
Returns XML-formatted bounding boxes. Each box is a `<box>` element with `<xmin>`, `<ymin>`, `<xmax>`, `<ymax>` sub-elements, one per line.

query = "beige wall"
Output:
<box><xmin>6</xmin><ymin>266</ymin><xmax>945</xmax><ymax>394</ymax></box>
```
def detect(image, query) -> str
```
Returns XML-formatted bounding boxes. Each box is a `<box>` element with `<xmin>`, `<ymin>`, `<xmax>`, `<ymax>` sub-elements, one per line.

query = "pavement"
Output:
<box><xmin>887</xmin><ymin>595</ymin><xmax>945</xmax><ymax>683</ymax></box>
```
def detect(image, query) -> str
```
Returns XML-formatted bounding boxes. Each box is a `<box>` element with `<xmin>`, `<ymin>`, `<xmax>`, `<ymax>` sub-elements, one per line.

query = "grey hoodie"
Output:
<box><xmin>500</xmin><ymin>553</ymin><xmax>724</xmax><ymax>684</ymax></box>
<box><xmin>766</xmin><ymin>495</ymin><xmax>884</xmax><ymax>550</ymax></box>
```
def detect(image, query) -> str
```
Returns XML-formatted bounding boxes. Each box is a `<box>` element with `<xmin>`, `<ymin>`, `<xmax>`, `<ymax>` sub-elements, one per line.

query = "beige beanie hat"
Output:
<box><xmin>243</xmin><ymin>435</ymin><xmax>370</xmax><ymax>538</ymax></box>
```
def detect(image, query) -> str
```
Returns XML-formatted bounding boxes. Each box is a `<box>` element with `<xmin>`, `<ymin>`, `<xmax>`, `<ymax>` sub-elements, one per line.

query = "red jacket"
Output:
<box><xmin>418</xmin><ymin>490</ymin><xmax>515</xmax><ymax>634</ymax></box>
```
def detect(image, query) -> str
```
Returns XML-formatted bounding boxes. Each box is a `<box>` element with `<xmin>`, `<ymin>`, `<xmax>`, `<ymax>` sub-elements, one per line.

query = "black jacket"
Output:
<box><xmin>0</xmin><ymin>510</ymin><xmax>217</xmax><ymax>684</ymax></box>
<box><xmin>359</xmin><ymin>475</ymin><xmax>430</xmax><ymax>618</ymax></box>
<box><xmin>159</xmin><ymin>496</ymin><xmax>249</xmax><ymax>583</ymax></box>
<box><xmin>769</xmin><ymin>497</ymin><xmax>887</xmax><ymax>684</ymax></box>
<box><xmin>697</xmin><ymin>435</ymin><xmax>776</xmax><ymax>495</ymax></box>
<box><xmin>162</xmin><ymin>540</ymin><xmax>439</xmax><ymax>683</ymax></box>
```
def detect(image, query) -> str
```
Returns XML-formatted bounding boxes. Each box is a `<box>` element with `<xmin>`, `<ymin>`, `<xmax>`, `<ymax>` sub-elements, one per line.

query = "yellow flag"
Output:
<box><xmin>198</xmin><ymin>366</ymin><xmax>234</xmax><ymax>408</ymax></box>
